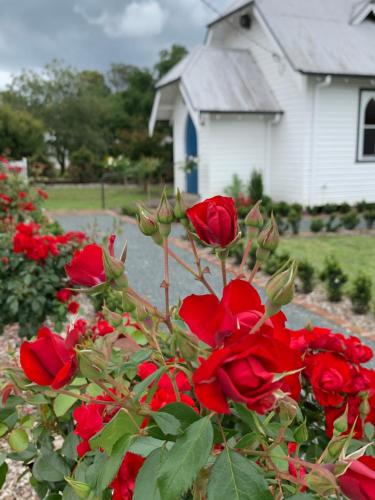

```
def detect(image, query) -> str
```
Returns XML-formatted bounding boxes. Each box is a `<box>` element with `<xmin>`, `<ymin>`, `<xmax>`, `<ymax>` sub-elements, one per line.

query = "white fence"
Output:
<box><xmin>0</xmin><ymin>157</ymin><xmax>28</xmax><ymax>180</ymax></box>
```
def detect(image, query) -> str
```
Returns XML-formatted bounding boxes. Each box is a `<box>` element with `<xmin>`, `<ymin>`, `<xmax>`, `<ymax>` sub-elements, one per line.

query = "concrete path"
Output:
<box><xmin>55</xmin><ymin>212</ymin><xmax>375</xmax><ymax>366</ymax></box>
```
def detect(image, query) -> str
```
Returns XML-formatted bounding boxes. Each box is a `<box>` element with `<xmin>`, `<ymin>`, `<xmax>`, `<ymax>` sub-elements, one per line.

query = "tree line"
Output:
<box><xmin>0</xmin><ymin>44</ymin><xmax>187</xmax><ymax>180</ymax></box>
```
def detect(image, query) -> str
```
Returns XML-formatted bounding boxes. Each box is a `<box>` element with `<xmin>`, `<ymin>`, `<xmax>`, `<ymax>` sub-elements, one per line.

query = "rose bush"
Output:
<box><xmin>0</xmin><ymin>190</ymin><xmax>374</xmax><ymax>499</ymax></box>
<box><xmin>0</xmin><ymin>169</ymin><xmax>87</xmax><ymax>336</ymax></box>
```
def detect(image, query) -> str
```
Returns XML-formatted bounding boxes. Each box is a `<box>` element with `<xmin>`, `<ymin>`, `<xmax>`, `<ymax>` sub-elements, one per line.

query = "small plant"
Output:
<box><xmin>320</xmin><ymin>256</ymin><xmax>348</xmax><ymax>302</ymax></box>
<box><xmin>275</xmin><ymin>214</ymin><xmax>289</xmax><ymax>235</ymax></box>
<box><xmin>224</xmin><ymin>174</ymin><xmax>244</xmax><ymax>200</ymax></box>
<box><xmin>322</xmin><ymin>203</ymin><xmax>338</xmax><ymax>215</ymax></box>
<box><xmin>338</xmin><ymin>202</ymin><xmax>351</xmax><ymax>214</ymax></box>
<box><xmin>340</xmin><ymin>210</ymin><xmax>360</xmax><ymax>230</ymax></box>
<box><xmin>272</xmin><ymin>201</ymin><xmax>290</xmax><ymax>217</ymax></box>
<box><xmin>298</xmin><ymin>259</ymin><xmax>315</xmax><ymax>294</ymax></box>
<box><xmin>287</xmin><ymin>208</ymin><xmax>302</xmax><ymax>235</ymax></box>
<box><xmin>364</xmin><ymin>209</ymin><xmax>375</xmax><ymax>230</ymax></box>
<box><xmin>310</xmin><ymin>217</ymin><xmax>324</xmax><ymax>233</ymax></box>
<box><xmin>248</xmin><ymin>169</ymin><xmax>263</xmax><ymax>203</ymax></box>
<box><xmin>325</xmin><ymin>214</ymin><xmax>341</xmax><ymax>233</ymax></box>
<box><xmin>349</xmin><ymin>274</ymin><xmax>372</xmax><ymax>314</ymax></box>
<box><xmin>263</xmin><ymin>250</ymin><xmax>290</xmax><ymax>276</ymax></box>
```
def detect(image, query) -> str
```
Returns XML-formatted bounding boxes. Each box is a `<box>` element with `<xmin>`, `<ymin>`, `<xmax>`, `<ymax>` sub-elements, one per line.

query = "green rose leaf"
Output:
<box><xmin>96</xmin><ymin>434</ymin><xmax>134</xmax><ymax>492</ymax></box>
<box><xmin>150</xmin><ymin>411</ymin><xmax>181</xmax><ymax>436</ymax></box>
<box><xmin>33</xmin><ymin>453</ymin><xmax>70</xmax><ymax>482</ymax></box>
<box><xmin>134</xmin><ymin>448</ymin><xmax>165</xmax><ymax>500</ymax></box>
<box><xmin>207</xmin><ymin>449</ymin><xmax>272</xmax><ymax>500</ymax></box>
<box><xmin>8</xmin><ymin>428</ymin><xmax>29</xmax><ymax>452</ymax></box>
<box><xmin>53</xmin><ymin>392</ymin><xmax>78</xmax><ymax>417</ymax></box>
<box><xmin>0</xmin><ymin>462</ymin><xmax>8</xmax><ymax>489</ymax></box>
<box><xmin>157</xmin><ymin>416</ymin><xmax>214</xmax><ymax>500</ymax></box>
<box><xmin>90</xmin><ymin>409</ymin><xmax>141</xmax><ymax>454</ymax></box>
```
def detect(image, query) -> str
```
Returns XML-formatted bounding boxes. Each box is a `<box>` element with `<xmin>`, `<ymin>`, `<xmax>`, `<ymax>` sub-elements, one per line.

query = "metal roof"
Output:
<box><xmin>208</xmin><ymin>0</ymin><xmax>375</xmax><ymax>77</ymax></box>
<box><xmin>156</xmin><ymin>45</ymin><xmax>282</xmax><ymax>113</ymax></box>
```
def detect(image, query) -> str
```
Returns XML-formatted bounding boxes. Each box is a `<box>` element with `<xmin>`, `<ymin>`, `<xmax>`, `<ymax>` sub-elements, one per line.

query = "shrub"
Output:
<box><xmin>121</xmin><ymin>202</ymin><xmax>138</xmax><ymax>217</ymax></box>
<box><xmin>224</xmin><ymin>174</ymin><xmax>244</xmax><ymax>200</ymax></box>
<box><xmin>67</xmin><ymin>147</ymin><xmax>104</xmax><ymax>183</ymax></box>
<box><xmin>349</xmin><ymin>274</ymin><xmax>372</xmax><ymax>314</ymax></box>
<box><xmin>320</xmin><ymin>256</ymin><xmax>348</xmax><ymax>302</ymax></box>
<box><xmin>248</xmin><ymin>169</ymin><xmax>263</xmax><ymax>203</ymax></box>
<box><xmin>338</xmin><ymin>202</ymin><xmax>351</xmax><ymax>214</ymax></box>
<box><xmin>272</xmin><ymin>201</ymin><xmax>290</xmax><ymax>217</ymax></box>
<box><xmin>263</xmin><ymin>250</ymin><xmax>290</xmax><ymax>275</ymax></box>
<box><xmin>298</xmin><ymin>260</ymin><xmax>315</xmax><ymax>294</ymax></box>
<box><xmin>325</xmin><ymin>214</ymin><xmax>341</xmax><ymax>233</ymax></box>
<box><xmin>275</xmin><ymin>214</ymin><xmax>289</xmax><ymax>235</ymax></box>
<box><xmin>364</xmin><ymin>209</ymin><xmax>375</xmax><ymax>230</ymax></box>
<box><xmin>340</xmin><ymin>210</ymin><xmax>360</xmax><ymax>230</ymax></box>
<box><xmin>322</xmin><ymin>203</ymin><xmax>338</xmax><ymax>215</ymax></box>
<box><xmin>310</xmin><ymin>217</ymin><xmax>324</xmax><ymax>233</ymax></box>
<box><xmin>287</xmin><ymin>208</ymin><xmax>302</xmax><ymax>235</ymax></box>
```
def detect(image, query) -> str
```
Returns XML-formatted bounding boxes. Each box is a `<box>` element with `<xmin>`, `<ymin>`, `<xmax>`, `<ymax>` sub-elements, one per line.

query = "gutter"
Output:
<box><xmin>308</xmin><ymin>75</ymin><xmax>332</xmax><ymax>206</ymax></box>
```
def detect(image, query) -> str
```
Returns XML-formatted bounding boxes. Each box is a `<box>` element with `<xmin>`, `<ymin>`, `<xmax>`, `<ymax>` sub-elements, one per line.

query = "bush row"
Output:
<box><xmin>230</xmin><ymin>243</ymin><xmax>373</xmax><ymax>315</ymax></box>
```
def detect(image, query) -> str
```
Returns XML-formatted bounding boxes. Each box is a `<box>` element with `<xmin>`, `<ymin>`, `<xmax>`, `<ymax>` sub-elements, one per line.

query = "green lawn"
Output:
<box><xmin>42</xmin><ymin>184</ymin><xmax>172</xmax><ymax>212</ymax></box>
<box><xmin>280</xmin><ymin>234</ymin><xmax>375</xmax><ymax>289</ymax></box>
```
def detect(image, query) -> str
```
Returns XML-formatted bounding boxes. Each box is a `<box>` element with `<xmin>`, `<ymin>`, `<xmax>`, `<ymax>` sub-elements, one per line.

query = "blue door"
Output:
<box><xmin>185</xmin><ymin>115</ymin><xmax>198</xmax><ymax>194</ymax></box>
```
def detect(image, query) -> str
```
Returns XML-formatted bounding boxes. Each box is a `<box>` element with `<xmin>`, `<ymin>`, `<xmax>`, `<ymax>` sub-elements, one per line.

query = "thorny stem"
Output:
<box><xmin>238</xmin><ymin>239</ymin><xmax>252</xmax><ymax>277</ymax></box>
<box><xmin>187</xmin><ymin>230</ymin><xmax>216</xmax><ymax>295</ymax></box>
<box><xmin>127</xmin><ymin>287</ymin><xmax>164</xmax><ymax>320</ymax></box>
<box><xmin>220</xmin><ymin>257</ymin><xmax>227</xmax><ymax>287</ymax></box>
<box><xmin>163</xmin><ymin>237</ymin><xmax>173</xmax><ymax>332</ymax></box>
<box><xmin>248</xmin><ymin>260</ymin><xmax>261</xmax><ymax>284</ymax></box>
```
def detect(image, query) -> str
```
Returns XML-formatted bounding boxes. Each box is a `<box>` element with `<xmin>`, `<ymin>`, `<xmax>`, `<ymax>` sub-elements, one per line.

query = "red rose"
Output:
<box><xmin>338</xmin><ymin>456</ymin><xmax>375</xmax><ymax>500</ymax></box>
<box><xmin>73</xmin><ymin>403</ymin><xmax>104</xmax><ymax>457</ymax></box>
<box><xmin>193</xmin><ymin>333</ymin><xmax>302</xmax><ymax>414</ymax></box>
<box><xmin>324</xmin><ymin>396</ymin><xmax>364</xmax><ymax>439</ymax></box>
<box><xmin>149</xmin><ymin>388</ymin><xmax>197</xmax><ymax>412</ymax></box>
<box><xmin>68</xmin><ymin>301</ymin><xmax>80</xmax><ymax>314</ymax></box>
<box><xmin>180</xmin><ymin>279</ymin><xmax>285</xmax><ymax>348</ymax></box>
<box><xmin>65</xmin><ymin>243</ymin><xmax>106</xmax><ymax>287</ymax></box>
<box><xmin>186</xmin><ymin>195</ymin><xmax>238</xmax><ymax>247</ymax></box>
<box><xmin>20</xmin><ymin>327</ymin><xmax>77</xmax><ymax>390</ymax></box>
<box><xmin>56</xmin><ymin>288</ymin><xmax>73</xmax><ymax>303</ymax></box>
<box><xmin>110</xmin><ymin>452</ymin><xmax>145</xmax><ymax>500</ymax></box>
<box><xmin>93</xmin><ymin>319</ymin><xmax>115</xmax><ymax>337</ymax></box>
<box><xmin>305</xmin><ymin>352</ymin><xmax>352</xmax><ymax>407</ymax></box>
<box><xmin>138</xmin><ymin>359</ymin><xmax>191</xmax><ymax>392</ymax></box>
<box><xmin>37</xmin><ymin>189</ymin><xmax>48</xmax><ymax>200</ymax></box>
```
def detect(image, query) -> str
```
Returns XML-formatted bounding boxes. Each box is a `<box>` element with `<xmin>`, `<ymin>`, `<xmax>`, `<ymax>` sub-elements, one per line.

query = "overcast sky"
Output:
<box><xmin>0</xmin><ymin>0</ymin><xmax>230</xmax><ymax>88</ymax></box>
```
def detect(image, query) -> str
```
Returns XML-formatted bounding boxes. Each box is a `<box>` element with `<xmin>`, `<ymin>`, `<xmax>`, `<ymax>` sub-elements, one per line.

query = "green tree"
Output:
<box><xmin>155</xmin><ymin>44</ymin><xmax>188</xmax><ymax>79</ymax></box>
<box><xmin>0</xmin><ymin>105</ymin><xmax>45</xmax><ymax>158</ymax></box>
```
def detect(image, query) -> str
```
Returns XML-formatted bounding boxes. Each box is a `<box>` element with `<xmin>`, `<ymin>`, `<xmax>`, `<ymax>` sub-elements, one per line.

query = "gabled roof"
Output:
<box><xmin>208</xmin><ymin>0</ymin><xmax>375</xmax><ymax>77</ymax></box>
<box><xmin>156</xmin><ymin>45</ymin><xmax>282</xmax><ymax>114</ymax></box>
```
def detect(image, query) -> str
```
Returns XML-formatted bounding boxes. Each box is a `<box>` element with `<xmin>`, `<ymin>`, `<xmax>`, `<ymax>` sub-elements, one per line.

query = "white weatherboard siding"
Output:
<box><xmin>199</xmin><ymin>114</ymin><xmax>268</xmax><ymax>198</ymax></box>
<box><xmin>172</xmin><ymin>96</ymin><xmax>188</xmax><ymax>194</ymax></box>
<box><xmin>209</xmin><ymin>14</ymin><xmax>311</xmax><ymax>204</ymax></box>
<box><xmin>311</xmin><ymin>80</ymin><xmax>375</xmax><ymax>205</ymax></box>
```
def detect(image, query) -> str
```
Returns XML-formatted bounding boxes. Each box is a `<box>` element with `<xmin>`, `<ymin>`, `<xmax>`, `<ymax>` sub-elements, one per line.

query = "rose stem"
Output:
<box><xmin>248</xmin><ymin>260</ymin><xmax>261</xmax><ymax>284</ymax></box>
<box><xmin>249</xmin><ymin>311</ymin><xmax>269</xmax><ymax>334</ymax></box>
<box><xmin>187</xmin><ymin>230</ymin><xmax>216</xmax><ymax>295</ymax></box>
<box><xmin>127</xmin><ymin>287</ymin><xmax>164</xmax><ymax>321</ymax></box>
<box><xmin>238</xmin><ymin>239</ymin><xmax>252</xmax><ymax>277</ymax></box>
<box><xmin>163</xmin><ymin>237</ymin><xmax>172</xmax><ymax>332</ymax></box>
<box><xmin>220</xmin><ymin>257</ymin><xmax>227</xmax><ymax>287</ymax></box>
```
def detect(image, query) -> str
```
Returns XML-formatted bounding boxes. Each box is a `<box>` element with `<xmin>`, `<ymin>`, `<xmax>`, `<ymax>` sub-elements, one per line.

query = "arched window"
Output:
<box><xmin>358</xmin><ymin>91</ymin><xmax>375</xmax><ymax>161</ymax></box>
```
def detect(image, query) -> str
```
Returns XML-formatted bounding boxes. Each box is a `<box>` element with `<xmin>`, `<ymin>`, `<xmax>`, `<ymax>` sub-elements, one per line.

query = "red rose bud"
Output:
<box><xmin>157</xmin><ymin>190</ymin><xmax>174</xmax><ymax>238</ymax></box>
<box><xmin>174</xmin><ymin>189</ymin><xmax>187</xmax><ymax>221</ymax></box>
<box><xmin>338</xmin><ymin>456</ymin><xmax>375</xmax><ymax>500</ymax></box>
<box><xmin>65</xmin><ymin>243</ymin><xmax>106</xmax><ymax>287</ymax></box>
<box><xmin>245</xmin><ymin>201</ymin><xmax>263</xmax><ymax>238</ymax></box>
<box><xmin>265</xmin><ymin>259</ymin><xmax>298</xmax><ymax>310</ymax></box>
<box><xmin>256</xmin><ymin>213</ymin><xmax>279</xmax><ymax>259</ymax></box>
<box><xmin>137</xmin><ymin>206</ymin><xmax>158</xmax><ymax>236</ymax></box>
<box><xmin>20</xmin><ymin>327</ymin><xmax>77</xmax><ymax>389</ymax></box>
<box><xmin>186</xmin><ymin>195</ymin><xmax>238</xmax><ymax>248</ymax></box>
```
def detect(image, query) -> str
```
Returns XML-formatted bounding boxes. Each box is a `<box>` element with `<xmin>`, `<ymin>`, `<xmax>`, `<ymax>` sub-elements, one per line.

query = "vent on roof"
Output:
<box><xmin>240</xmin><ymin>13</ymin><xmax>251</xmax><ymax>29</ymax></box>
<box><xmin>351</xmin><ymin>2</ymin><xmax>375</xmax><ymax>24</ymax></box>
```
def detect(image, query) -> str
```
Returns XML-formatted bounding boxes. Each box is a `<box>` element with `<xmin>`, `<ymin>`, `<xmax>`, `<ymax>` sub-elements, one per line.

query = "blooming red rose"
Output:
<box><xmin>68</xmin><ymin>301</ymin><xmax>80</xmax><ymax>314</ymax></box>
<box><xmin>73</xmin><ymin>403</ymin><xmax>104</xmax><ymax>457</ymax></box>
<box><xmin>324</xmin><ymin>396</ymin><xmax>364</xmax><ymax>439</ymax></box>
<box><xmin>65</xmin><ymin>243</ymin><xmax>106</xmax><ymax>287</ymax></box>
<box><xmin>338</xmin><ymin>456</ymin><xmax>375</xmax><ymax>500</ymax></box>
<box><xmin>20</xmin><ymin>327</ymin><xmax>77</xmax><ymax>390</ymax></box>
<box><xmin>110</xmin><ymin>452</ymin><xmax>145</xmax><ymax>500</ymax></box>
<box><xmin>180</xmin><ymin>279</ymin><xmax>285</xmax><ymax>348</ymax></box>
<box><xmin>186</xmin><ymin>195</ymin><xmax>238</xmax><ymax>247</ymax></box>
<box><xmin>193</xmin><ymin>333</ymin><xmax>302</xmax><ymax>414</ymax></box>
<box><xmin>56</xmin><ymin>288</ymin><xmax>73</xmax><ymax>303</ymax></box>
<box><xmin>0</xmin><ymin>172</ymin><xmax>8</xmax><ymax>181</ymax></box>
<box><xmin>305</xmin><ymin>352</ymin><xmax>353</xmax><ymax>407</ymax></box>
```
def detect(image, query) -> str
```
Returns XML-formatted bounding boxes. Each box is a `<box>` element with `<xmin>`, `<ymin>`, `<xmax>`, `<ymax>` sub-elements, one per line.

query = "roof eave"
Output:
<box><xmin>206</xmin><ymin>0</ymin><xmax>254</xmax><ymax>28</ymax></box>
<box><xmin>300</xmin><ymin>70</ymin><xmax>375</xmax><ymax>79</ymax></box>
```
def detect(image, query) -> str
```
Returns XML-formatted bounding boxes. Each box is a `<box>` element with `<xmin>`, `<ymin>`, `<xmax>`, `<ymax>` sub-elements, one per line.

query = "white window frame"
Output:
<box><xmin>357</xmin><ymin>89</ymin><xmax>375</xmax><ymax>162</ymax></box>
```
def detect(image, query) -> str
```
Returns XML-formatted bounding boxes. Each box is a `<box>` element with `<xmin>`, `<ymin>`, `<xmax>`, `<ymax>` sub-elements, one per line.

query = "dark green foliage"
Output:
<box><xmin>248</xmin><ymin>170</ymin><xmax>263</xmax><ymax>203</ymax></box>
<box><xmin>272</xmin><ymin>201</ymin><xmax>290</xmax><ymax>217</ymax></box>
<box><xmin>321</xmin><ymin>203</ymin><xmax>338</xmax><ymax>215</ymax></box>
<box><xmin>310</xmin><ymin>217</ymin><xmax>324</xmax><ymax>233</ymax></box>
<box><xmin>320</xmin><ymin>256</ymin><xmax>348</xmax><ymax>302</ymax></box>
<box><xmin>298</xmin><ymin>260</ymin><xmax>315</xmax><ymax>294</ymax></box>
<box><xmin>338</xmin><ymin>202</ymin><xmax>351</xmax><ymax>214</ymax></box>
<box><xmin>364</xmin><ymin>209</ymin><xmax>375</xmax><ymax>229</ymax></box>
<box><xmin>67</xmin><ymin>147</ymin><xmax>104</xmax><ymax>182</ymax></box>
<box><xmin>263</xmin><ymin>251</ymin><xmax>290</xmax><ymax>276</ymax></box>
<box><xmin>340</xmin><ymin>210</ymin><xmax>360</xmax><ymax>230</ymax></box>
<box><xmin>224</xmin><ymin>174</ymin><xmax>244</xmax><ymax>200</ymax></box>
<box><xmin>349</xmin><ymin>274</ymin><xmax>372</xmax><ymax>314</ymax></box>
<box><xmin>275</xmin><ymin>214</ymin><xmax>289</xmax><ymax>235</ymax></box>
<box><xmin>325</xmin><ymin>214</ymin><xmax>341</xmax><ymax>233</ymax></box>
<box><xmin>288</xmin><ymin>208</ymin><xmax>302</xmax><ymax>235</ymax></box>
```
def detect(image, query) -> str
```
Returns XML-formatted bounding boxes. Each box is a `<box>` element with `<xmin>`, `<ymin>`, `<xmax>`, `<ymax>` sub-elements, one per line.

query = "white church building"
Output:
<box><xmin>149</xmin><ymin>0</ymin><xmax>375</xmax><ymax>205</ymax></box>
